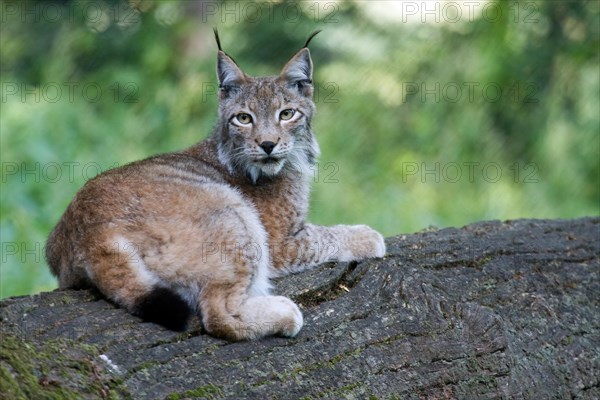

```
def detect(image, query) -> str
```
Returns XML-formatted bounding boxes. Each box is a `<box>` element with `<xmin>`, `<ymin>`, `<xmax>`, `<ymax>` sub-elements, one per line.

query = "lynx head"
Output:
<box><xmin>213</xmin><ymin>30</ymin><xmax>321</xmax><ymax>184</ymax></box>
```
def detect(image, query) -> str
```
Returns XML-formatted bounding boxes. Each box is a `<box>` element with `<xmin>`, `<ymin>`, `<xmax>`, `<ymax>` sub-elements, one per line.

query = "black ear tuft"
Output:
<box><xmin>303</xmin><ymin>29</ymin><xmax>322</xmax><ymax>49</ymax></box>
<box><xmin>134</xmin><ymin>287</ymin><xmax>192</xmax><ymax>331</ymax></box>
<box><xmin>213</xmin><ymin>27</ymin><xmax>223</xmax><ymax>51</ymax></box>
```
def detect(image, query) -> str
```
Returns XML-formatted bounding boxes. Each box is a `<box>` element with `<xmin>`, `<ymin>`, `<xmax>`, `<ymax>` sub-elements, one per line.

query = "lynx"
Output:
<box><xmin>46</xmin><ymin>30</ymin><xmax>386</xmax><ymax>341</ymax></box>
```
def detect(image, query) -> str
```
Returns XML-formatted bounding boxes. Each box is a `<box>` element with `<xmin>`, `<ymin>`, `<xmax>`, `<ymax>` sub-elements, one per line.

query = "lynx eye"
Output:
<box><xmin>236</xmin><ymin>113</ymin><xmax>253</xmax><ymax>125</ymax></box>
<box><xmin>279</xmin><ymin>109</ymin><xmax>295</xmax><ymax>121</ymax></box>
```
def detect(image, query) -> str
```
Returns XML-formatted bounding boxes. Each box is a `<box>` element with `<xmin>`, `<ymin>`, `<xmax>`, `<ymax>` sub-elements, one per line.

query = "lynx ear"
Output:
<box><xmin>280</xmin><ymin>48</ymin><xmax>313</xmax><ymax>96</ymax></box>
<box><xmin>217</xmin><ymin>51</ymin><xmax>246</xmax><ymax>89</ymax></box>
<box><xmin>213</xmin><ymin>28</ymin><xmax>246</xmax><ymax>93</ymax></box>
<box><xmin>280</xmin><ymin>30</ymin><xmax>320</xmax><ymax>96</ymax></box>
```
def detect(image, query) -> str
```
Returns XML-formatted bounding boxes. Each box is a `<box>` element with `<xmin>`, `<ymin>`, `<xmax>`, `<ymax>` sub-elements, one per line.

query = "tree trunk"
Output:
<box><xmin>1</xmin><ymin>217</ymin><xmax>599</xmax><ymax>399</ymax></box>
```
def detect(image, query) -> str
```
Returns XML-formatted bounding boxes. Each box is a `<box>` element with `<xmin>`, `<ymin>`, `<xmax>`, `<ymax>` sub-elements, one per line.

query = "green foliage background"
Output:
<box><xmin>1</xmin><ymin>0</ymin><xmax>598</xmax><ymax>298</ymax></box>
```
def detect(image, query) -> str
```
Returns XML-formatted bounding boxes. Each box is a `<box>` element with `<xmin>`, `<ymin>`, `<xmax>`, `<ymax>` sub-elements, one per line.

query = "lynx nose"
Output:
<box><xmin>260</xmin><ymin>141</ymin><xmax>276</xmax><ymax>155</ymax></box>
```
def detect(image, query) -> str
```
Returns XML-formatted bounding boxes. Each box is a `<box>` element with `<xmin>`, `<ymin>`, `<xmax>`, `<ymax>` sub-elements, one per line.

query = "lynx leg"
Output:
<box><xmin>200</xmin><ymin>283</ymin><xmax>303</xmax><ymax>341</ymax></box>
<box><xmin>271</xmin><ymin>223</ymin><xmax>386</xmax><ymax>275</ymax></box>
<box><xmin>86</xmin><ymin>235</ymin><xmax>192</xmax><ymax>331</ymax></box>
<box><xmin>195</xmin><ymin>200</ymin><xmax>303</xmax><ymax>340</ymax></box>
<box><xmin>198</xmin><ymin>241</ymin><xmax>304</xmax><ymax>340</ymax></box>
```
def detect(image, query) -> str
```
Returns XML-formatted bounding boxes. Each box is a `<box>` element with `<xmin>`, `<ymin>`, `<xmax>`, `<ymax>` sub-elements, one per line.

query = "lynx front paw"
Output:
<box><xmin>335</xmin><ymin>225</ymin><xmax>386</xmax><ymax>262</ymax></box>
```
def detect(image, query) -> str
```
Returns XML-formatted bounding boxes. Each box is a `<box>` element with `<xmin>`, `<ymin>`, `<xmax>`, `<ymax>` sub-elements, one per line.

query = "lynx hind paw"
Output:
<box><xmin>347</xmin><ymin>225</ymin><xmax>386</xmax><ymax>260</ymax></box>
<box><xmin>273</xmin><ymin>296</ymin><xmax>303</xmax><ymax>337</ymax></box>
<box><xmin>247</xmin><ymin>296</ymin><xmax>303</xmax><ymax>338</ymax></box>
